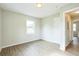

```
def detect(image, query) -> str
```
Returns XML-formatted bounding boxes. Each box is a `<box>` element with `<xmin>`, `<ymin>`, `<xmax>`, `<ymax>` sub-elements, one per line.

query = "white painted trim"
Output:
<box><xmin>64</xmin><ymin>7</ymin><xmax>79</xmax><ymax>13</ymax></box>
<box><xmin>60</xmin><ymin>46</ymin><xmax>66</xmax><ymax>51</ymax></box>
<box><xmin>66</xmin><ymin>40</ymin><xmax>73</xmax><ymax>48</ymax></box>
<box><xmin>59</xmin><ymin>12</ymin><xmax>66</xmax><ymax>51</ymax></box>
<box><xmin>73</xmin><ymin>19</ymin><xmax>79</xmax><ymax>22</ymax></box>
<box><xmin>1</xmin><ymin>39</ymin><xmax>40</xmax><ymax>49</ymax></box>
<box><xmin>60</xmin><ymin>40</ymin><xmax>72</xmax><ymax>51</ymax></box>
<box><xmin>62</xmin><ymin>7</ymin><xmax>79</xmax><ymax>51</ymax></box>
<box><xmin>42</xmin><ymin>39</ymin><xmax>60</xmax><ymax>45</ymax></box>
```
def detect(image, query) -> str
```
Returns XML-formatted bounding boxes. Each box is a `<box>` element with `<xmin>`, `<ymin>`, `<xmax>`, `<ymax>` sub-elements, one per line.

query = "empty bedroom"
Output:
<box><xmin>0</xmin><ymin>3</ymin><xmax>79</xmax><ymax>56</ymax></box>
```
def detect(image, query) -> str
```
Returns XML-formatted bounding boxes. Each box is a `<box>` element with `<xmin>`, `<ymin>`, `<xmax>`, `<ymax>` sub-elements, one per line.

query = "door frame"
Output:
<box><xmin>62</xmin><ymin>7</ymin><xmax>79</xmax><ymax>50</ymax></box>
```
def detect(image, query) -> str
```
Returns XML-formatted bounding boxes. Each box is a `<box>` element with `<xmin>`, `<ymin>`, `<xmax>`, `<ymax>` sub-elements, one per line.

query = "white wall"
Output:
<box><xmin>0</xmin><ymin>8</ymin><xmax>2</xmax><ymax>51</ymax></box>
<box><xmin>2</xmin><ymin>10</ymin><xmax>41</xmax><ymax>48</ymax></box>
<box><xmin>1</xmin><ymin>3</ymin><xmax>79</xmax><ymax>50</ymax></box>
<box><xmin>41</xmin><ymin>13</ymin><xmax>65</xmax><ymax>50</ymax></box>
<box><xmin>41</xmin><ymin>4</ymin><xmax>79</xmax><ymax>50</ymax></box>
<box><xmin>41</xmin><ymin>13</ymin><xmax>64</xmax><ymax>44</ymax></box>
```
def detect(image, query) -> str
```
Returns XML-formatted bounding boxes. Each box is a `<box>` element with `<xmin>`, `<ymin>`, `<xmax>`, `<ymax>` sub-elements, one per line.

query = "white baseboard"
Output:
<box><xmin>60</xmin><ymin>40</ymin><xmax>73</xmax><ymax>51</ymax></box>
<box><xmin>65</xmin><ymin>40</ymin><xmax>73</xmax><ymax>48</ymax></box>
<box><xmin>60</xmin><ymin>46</ymin><xmax>66</xmax><ymax>51</ymax></box>
<box><xmin>2</xmin><ymin>39</ymin><xmax>40</xmax><ymax>49</ymax></box>
<box><xmin>42</xmin><ymin>39</ymin><xmax>60</xmax><ymax>45</ymax></box>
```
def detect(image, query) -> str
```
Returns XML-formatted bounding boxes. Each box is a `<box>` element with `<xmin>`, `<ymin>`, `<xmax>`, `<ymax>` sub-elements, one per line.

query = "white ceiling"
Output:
<box><xmin>0</xmin><ymin>3</ymin><xmax>68</xmax><ymax>18</ymax></box>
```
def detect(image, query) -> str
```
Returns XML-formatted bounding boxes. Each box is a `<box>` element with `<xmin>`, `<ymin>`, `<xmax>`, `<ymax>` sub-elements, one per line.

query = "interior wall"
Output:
<box><xmin>41</xmin><ymin>12</ymin><xmax>66</xmax><ymax>50</ymax></box>
<box><xmin>65</xmin><ymin>14</ymin><xmax>72</xmax><ymax>47</ymax></box>
<box><xmin>0</xmin><ymin>8</ymin><xmax>2</xmax><ymax>51</ymax></box>
<box><xmin>41</xmin><ymin>13</ymin><xmax>64</xmax><ymax>45</ymax></box>
<box><xmin>1</xmin><ymin>9</ymin><xmax>41</xmax><ymax>48</ymax></box>
<box><xmin>0</xmin><ymin>3</ymin><xmax>79</xmax><ymax>50</ymax></box>
<box><xmin>41</xmin><ymin>4</ymin><xmax>79</xmax><ymax>50</ymax></box>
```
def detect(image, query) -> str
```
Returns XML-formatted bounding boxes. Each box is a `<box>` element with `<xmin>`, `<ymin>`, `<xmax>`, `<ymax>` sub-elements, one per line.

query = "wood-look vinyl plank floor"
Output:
<box><xmin>0</xmin><ymin>39</ymin><xmax>79</xmax><ymax>56</ymax></box>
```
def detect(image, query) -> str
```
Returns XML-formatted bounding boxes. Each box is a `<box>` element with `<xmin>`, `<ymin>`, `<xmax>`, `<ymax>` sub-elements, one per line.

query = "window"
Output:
<box><xmin>73</xmin><ymin>23</ymin><xmax>76</xmax><ymax>31</ymax></box>
<box><xmin>26</xmin><ymin>20</ymin><xmax>35</xmax><ymax>34</ymax></box>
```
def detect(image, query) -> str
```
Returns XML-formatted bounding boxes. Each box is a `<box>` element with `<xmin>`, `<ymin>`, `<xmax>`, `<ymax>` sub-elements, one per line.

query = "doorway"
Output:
<box><xmin>64</xmin><ymin>7</ymin><xmax>79</xmax><ymax>55</ymax></box>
